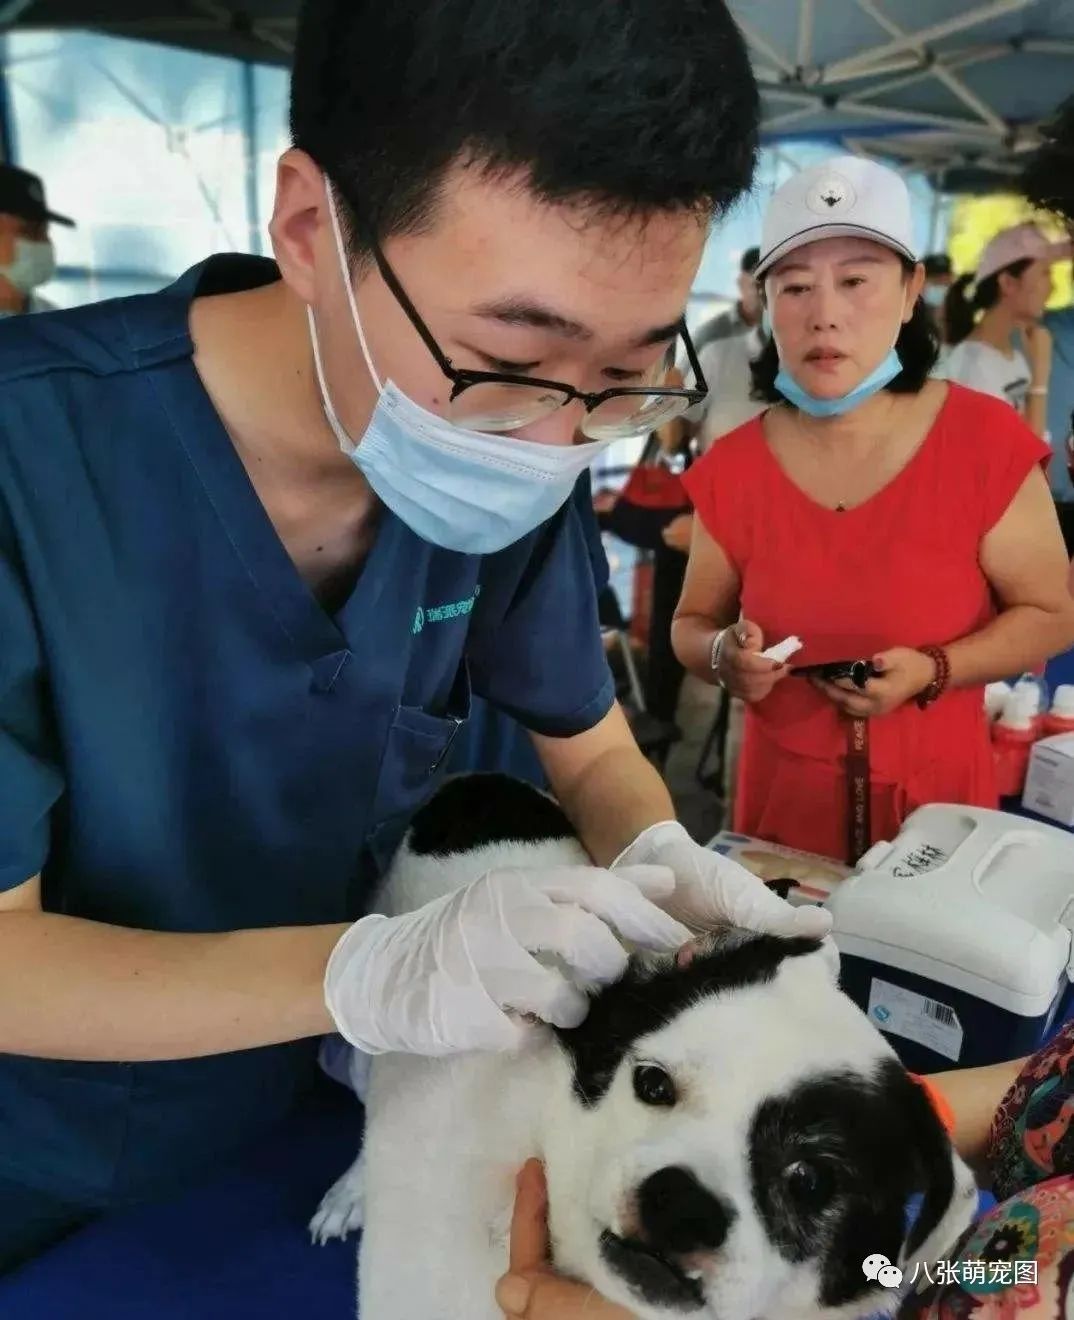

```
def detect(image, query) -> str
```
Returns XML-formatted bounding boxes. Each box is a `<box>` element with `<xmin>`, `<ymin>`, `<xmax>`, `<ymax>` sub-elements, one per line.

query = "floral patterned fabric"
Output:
<box><xmin>901</xmin><ymin>1023</ymin><xmax>1074</xmax><ymax>1318</ymax></box>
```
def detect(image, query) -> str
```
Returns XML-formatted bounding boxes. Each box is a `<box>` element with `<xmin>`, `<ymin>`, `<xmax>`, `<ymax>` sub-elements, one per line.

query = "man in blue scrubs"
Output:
<box><xmin>0</xmin><ymin>0</ymin><xmax>828</xmax><ymax>1270</ymax></box>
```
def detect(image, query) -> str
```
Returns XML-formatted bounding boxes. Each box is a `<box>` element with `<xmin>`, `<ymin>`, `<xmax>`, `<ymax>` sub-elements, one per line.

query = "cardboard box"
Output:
<box><xmin>706</xmin><ymin>830</ymin><xmax>851</xmax><ymax>906</ymax></box>
<box><xmin>1023</xmin><ymin>734</ymin><xmax>1074</xmax><ymax>828</ymax></box>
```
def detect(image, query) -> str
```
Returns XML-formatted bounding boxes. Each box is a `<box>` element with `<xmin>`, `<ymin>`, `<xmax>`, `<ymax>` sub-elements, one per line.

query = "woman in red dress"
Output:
<box><xmin>673</xmin><ymin>156</ymin><xmax>1074</xmax><ymax>863</ymax></box>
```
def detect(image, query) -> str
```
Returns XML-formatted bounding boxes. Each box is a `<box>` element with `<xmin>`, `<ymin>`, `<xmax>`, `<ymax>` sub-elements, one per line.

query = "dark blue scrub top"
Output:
<box><xmin>0</xmin><ymin>255</ymin><xmax>614</xmax><ymax>1204</ymax></box>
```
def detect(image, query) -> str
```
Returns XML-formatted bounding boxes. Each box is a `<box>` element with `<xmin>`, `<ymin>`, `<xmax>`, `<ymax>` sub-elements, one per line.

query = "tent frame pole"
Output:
<box><xmin>821</xmin><ymin>0</ymin><xmax>1032</xmax><ymax>82</ymax></box>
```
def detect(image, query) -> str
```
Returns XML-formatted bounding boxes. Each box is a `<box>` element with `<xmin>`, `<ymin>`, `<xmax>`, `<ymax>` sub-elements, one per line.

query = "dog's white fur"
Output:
<box><xmin>314</xmin><ymin>819</ymin><xmax>978</xmax><ymax>1319</ymax></box>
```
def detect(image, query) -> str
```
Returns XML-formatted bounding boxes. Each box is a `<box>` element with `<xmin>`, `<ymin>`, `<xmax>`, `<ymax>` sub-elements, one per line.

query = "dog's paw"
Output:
<box><xmin>309</xmin><ymin>1163</ymin><xmax>366</xmax><ymax>1244</ymax></box>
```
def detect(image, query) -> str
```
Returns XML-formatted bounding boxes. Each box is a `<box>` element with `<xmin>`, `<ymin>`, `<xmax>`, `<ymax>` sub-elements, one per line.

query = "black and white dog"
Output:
<box><xmin>313</xmin><ymin>774</ymin><xmax>977</xmax><ymax>1318</ymax></box>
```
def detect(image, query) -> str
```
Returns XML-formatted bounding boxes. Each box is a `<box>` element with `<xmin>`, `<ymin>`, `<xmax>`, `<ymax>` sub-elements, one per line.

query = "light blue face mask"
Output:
<box><xmin>923</xmin><ymin>284</ymin><xmax>947</xmax><ymax>309</ymax></box>
<box><xmin>774</xmin><ymin>348</ymin><xmax>903</xmax><ymax>418</ymax></box>
<box><xmin>306</xmin><ymin>184</ymin><xmax>614</xmax><ymax>556</ymax></box>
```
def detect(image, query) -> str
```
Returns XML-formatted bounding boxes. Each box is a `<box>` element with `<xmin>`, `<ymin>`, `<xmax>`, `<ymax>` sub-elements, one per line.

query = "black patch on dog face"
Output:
<box><xmin>637</xmin><ymin>1166</ymin><xmax>736</xmax><ymax>1256</ymax></box>
<box><xmin>553</xmin><ymin>933</ymin><xmax>821</xmax><ymax>1106</ymax></box>
<box><xmin>599</xmin><ymin>1231</ymin><xmax>705</xmax><ymax>1311</ymax></box>
<box><xmin>749</xmin><ymin>1059</ymin><xmax>956</xmax><ymax>1309</ymax></box>
<box><xmin>406</xmin><ymin>773</ymin><xmax>574</xmax><ymax>857</ymax></box>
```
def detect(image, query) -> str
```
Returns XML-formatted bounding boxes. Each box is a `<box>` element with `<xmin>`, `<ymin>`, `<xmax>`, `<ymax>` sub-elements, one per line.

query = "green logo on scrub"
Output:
<box><xmin>413</xmin><ymin>586</ymin><xmax>481</xmax><ymax>635</ymax></box>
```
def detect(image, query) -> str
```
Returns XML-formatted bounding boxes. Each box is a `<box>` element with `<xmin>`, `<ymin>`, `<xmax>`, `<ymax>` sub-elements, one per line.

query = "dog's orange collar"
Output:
<box><xmin>907</xmin><ymin>1073</ymin><xmax>957</xmax><ymax>1136</ymax></box>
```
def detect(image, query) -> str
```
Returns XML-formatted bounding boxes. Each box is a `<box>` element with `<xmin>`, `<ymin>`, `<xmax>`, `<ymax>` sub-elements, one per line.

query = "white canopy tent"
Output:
<box><xmin>736</xmin><ymin>0</ymin><xmax>1074</xmax><ymax>192</ymax></box>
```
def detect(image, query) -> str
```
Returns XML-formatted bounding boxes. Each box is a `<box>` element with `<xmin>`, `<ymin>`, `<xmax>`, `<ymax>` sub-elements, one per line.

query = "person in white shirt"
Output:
<box><xmin>687</xmin><ymin>245</ymin><xmax>766</xmax><ymax>452</ymax></box>
<box><xmin>941</xmin><ymin>222</ymin><xmax>1070</xmax><ymax>438</ymax></box>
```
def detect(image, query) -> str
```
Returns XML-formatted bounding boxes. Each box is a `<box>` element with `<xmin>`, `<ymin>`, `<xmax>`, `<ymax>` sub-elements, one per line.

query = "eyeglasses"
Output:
<box><xmin>364</xmin><ymin>235</ymin><xmax>708</xmax><ymax>441</ymax></box>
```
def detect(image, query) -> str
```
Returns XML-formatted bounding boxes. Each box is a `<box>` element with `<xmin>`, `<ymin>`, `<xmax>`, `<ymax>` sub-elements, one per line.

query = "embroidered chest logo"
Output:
<box><xmin>413</xmin><ymin>586</ymin><xmax>481</xmax><ymax>635</ymax></box>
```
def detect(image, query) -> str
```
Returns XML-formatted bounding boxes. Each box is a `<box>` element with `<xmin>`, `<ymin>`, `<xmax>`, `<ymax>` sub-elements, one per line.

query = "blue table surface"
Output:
<box><xmin>0</xmin><ymin>1077</ymin><xmax>362</xmax><ymax>1320</ymax></box>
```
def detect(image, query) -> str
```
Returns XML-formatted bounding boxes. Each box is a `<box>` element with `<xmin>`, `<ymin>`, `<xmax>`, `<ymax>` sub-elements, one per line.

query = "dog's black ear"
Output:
<box><xmin>898</xmin><ymin>1070</ymin><xmax>977</xmax><ymax>1264</ymax></box>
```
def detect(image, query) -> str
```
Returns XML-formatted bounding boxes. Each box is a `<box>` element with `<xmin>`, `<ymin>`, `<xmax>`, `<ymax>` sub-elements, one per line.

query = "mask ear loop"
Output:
<box><xmin>306</xmin><ymin>305</ymin><xmax>355</xmax><ymax>455</ymax></box>
<box><xmin>323</xmin><ymin>177</ymin><xmax>384</xmax><ymax>395</ymax></box>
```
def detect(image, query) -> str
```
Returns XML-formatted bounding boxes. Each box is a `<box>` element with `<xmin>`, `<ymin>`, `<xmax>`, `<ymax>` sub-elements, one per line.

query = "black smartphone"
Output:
<box><xmin>791</xmin><ymin>659</ymin><xmax>878</xmax><ymax>690</ymax></box>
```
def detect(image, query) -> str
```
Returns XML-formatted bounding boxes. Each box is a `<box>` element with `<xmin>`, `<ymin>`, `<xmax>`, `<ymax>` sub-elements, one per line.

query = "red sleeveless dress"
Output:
<box><xmin>682</xmin><ymin>384</ymin><xmax>1051</xmax><ymax>862</ymax></box>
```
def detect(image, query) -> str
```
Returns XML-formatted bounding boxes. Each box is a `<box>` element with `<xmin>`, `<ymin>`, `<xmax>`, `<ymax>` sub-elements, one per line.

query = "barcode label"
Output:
<box><xmin>924</xmin><ymin>1000</ymin><xmax>956</xmax><ymax>1026</ymax></box>
<box><xmin>867</xmin><ymin>979</ymin><xmax>963</xmax><ymax>1061</ymax></box>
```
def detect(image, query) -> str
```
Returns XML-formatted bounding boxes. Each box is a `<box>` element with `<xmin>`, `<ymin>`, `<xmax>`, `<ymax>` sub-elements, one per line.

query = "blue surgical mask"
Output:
<box><xmin>923</xmin><ymin>284</ymin><xmax>947</xmax><ymax>309</ymax></box>
<box><xmin>307</xmin><ymin>185</ymin><xmax>614</xmax><ymax>555</ymax></box>
<box><xmin>0</xmin><ymin>238</ymin><xmax>54</xmax><ymax>295</ymax></box>
<box><xmin>775</xmin><ymin>348</ymin><xmax>903</xmax><ymax>418</ymax></box>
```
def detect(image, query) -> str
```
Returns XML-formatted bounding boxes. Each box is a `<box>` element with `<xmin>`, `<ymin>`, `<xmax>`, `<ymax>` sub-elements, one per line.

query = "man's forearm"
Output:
<box><xmin>556</xmin><ymin>744</ymin><xmax>675</xmax><ymax>865</ymax></box>
<box><xmin>0</xmin><ymin>911</ymin><xmax>347</xmax><ymax>1062</ymax></box>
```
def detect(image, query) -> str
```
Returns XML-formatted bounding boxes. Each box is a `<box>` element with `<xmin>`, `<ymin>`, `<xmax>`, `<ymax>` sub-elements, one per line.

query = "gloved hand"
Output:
<box><xmin>324</xmin><ymin>864</ymin><xmax>692</xmax><ymax>1056</ymax></box>
<box><xmin>614</xmin><ymin>821</ymin><xmax>833</xmax><ymax>940</ymax></box>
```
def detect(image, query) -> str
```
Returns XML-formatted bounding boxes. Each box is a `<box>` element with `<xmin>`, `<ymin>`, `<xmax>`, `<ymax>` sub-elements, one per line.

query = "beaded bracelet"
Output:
<box><xmin>916</xmin><ymin>645</ymin><xmax>951</xmax><ymax>709</ymax></box>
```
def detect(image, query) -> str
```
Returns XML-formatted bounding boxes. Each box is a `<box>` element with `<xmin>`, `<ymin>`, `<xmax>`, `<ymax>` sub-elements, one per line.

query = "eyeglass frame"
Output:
<box><xmin>360</xmin><ymin>228</ymin><xmax>709</xmax><ymax>427</ymax></box>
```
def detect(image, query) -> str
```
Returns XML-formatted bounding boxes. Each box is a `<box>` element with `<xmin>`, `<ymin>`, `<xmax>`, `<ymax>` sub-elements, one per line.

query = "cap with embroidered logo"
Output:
<box><xmin>755</xmin><ymin>156</ymin><xmax>916</xmax><ymax>279</ymax></box>
<box><xmin>0</xmin><ymin>164</ymin><xmax>75</xmax><ymax>228</ymax></box>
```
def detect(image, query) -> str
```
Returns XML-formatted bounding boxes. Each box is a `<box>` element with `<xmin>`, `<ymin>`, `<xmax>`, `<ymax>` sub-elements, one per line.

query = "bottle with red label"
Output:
<box><xmin>993</xmin><ymin>687</ymin><xmax>1043</xmax><ymax>799</ymax></box>
<box><xmin>1044</xmin><ymin>685</ymin><xmax>1074</xmax><ymax>738</ymax></box>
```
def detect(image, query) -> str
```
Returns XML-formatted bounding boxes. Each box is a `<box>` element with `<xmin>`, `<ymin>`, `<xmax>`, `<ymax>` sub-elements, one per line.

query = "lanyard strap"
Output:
<box><xmin>846</xmin><ymin>717</ymin><xmax>871</xmax><ymax>865</ymax></box>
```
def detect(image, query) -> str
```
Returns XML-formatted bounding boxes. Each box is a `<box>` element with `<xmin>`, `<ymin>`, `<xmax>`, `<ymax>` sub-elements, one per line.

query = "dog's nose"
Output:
<box><xmin>637</xmin><ymin>1166</ymin><xmax>735</xmax><ymax>1255</ymax></box>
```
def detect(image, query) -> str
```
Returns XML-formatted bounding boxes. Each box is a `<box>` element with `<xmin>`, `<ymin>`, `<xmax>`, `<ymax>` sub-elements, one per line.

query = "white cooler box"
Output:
<box><xmin>828</xmin><ymin>804</ymin><xmax>1074</xmax><ymax>1071</ymax></box>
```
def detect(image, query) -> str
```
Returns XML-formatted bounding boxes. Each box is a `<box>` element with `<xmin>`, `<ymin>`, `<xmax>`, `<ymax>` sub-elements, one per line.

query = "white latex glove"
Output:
<box><xmin>614</xmin><ymin>822</ymin><xmax>833</xmax><ymax>940</ymax></box>
<box><xmin>324</xmin><ymin>864</ymin><xmax>692</xmax><ymax>1056</ymax></box>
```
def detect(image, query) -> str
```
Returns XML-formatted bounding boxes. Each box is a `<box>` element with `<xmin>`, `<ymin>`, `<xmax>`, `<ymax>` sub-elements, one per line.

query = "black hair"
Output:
<box><xmin>923</xmin><ymin>253</ymin><xmax>952</xmax><ymax>279</ymax></box>
<box><xmin>741</xmin><ymin>245</ymin><xmax>761</xmax><ymax>274</ymax></box>
<box><xmin>290</xmin><ymin>0</ymin><xmax>759</xmax><ymax>254</ymax></box>
<box><xmin>750</xmin><ymin>257</ymin><xmax>940</xmax><ymax>403</ymax></box>
<box><xmin>944</xmin><ymin>258</ymin><xmax>1034</xmax><ymax>346</ymax></box>
<box><xmin>1022</xmin><ymin>94</ymin><xmax>1074</xmax><ymax>225</ymax></box>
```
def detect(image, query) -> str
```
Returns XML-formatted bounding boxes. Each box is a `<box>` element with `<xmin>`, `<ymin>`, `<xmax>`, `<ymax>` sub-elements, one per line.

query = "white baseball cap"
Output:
<box><xmin>976</xmin><ymin>222</ymin><xmax>1072</xmax><ymax>284</ymax></box>
<box><xmin>755</xmin><ymin>156</ymin><xmax>917</xmax><ymax>280</ymax></box>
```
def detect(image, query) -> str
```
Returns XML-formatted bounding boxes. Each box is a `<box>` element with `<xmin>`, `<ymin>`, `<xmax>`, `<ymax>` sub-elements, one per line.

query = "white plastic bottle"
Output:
<box><xmin>1007</xmin><ymin>675</ymin><xmax>1049</xmax><ymax>733</ymax></box>
<box><xmin>1043</xmin><ymin>684</ymin><xmax>1074</xmax><ymax>737</ymax></box>
<box><xmin>984</xmin><ymin>682</ymin><xmax>1012</xmax><ymax>723</ymax></box>
<box><xmin>992</xmin><ymin>688</ymin><xmax>1041</xmax><ymax>798</ymax></box>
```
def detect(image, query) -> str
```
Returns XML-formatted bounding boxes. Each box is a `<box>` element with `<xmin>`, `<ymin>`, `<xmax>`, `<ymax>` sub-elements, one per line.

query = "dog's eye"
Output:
<box><xmin>633</xmin><ymin>1064</ymin><xmax>677</xmax><ymax>1107</ymax></box>
<box><xmin>782</xmin><ymin>1159</ymin><xmax>835</xmax><ymax>1208</ymax></box>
